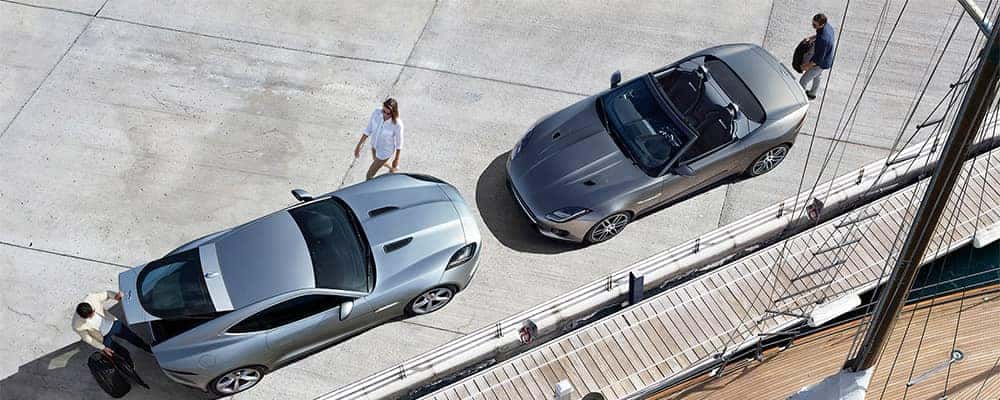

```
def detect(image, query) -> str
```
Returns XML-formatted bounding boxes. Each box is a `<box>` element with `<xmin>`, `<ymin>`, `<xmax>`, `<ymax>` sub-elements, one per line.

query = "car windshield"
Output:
<box><xmin>138</xmin><ymin>248</ymin><xmax>215</xmax><ymax>319</ymax></box>
<box><xmin>288</xmin><ymin>198</ymin><xmax>371</xmax><ymax>293</ymax></box>
<box><xmin>601</xmin><ymin>77</ymin><xmax>696</xmax><ymax>176</ymax></box>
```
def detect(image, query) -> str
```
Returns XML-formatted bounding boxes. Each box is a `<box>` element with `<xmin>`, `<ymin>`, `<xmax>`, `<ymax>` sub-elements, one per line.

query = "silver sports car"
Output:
<box><xmin>115</xmin><ymin>173</ymin><xmax>481</xmax><ymax>395</ymax></box>
<box><xmin>507</xmin><ymin>44</ymin><xmax>809</xmax><ymax>244</ymax></box>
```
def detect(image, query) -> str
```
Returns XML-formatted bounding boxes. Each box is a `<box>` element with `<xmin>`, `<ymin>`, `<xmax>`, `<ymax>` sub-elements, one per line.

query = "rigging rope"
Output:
<box><xmin>878</xmin><ymin>3</ymin><xmax>1000</xmax><ymax>396</ymax></box>
<box><xmin>931</xmin><ymin>72</ymin><xmax>1000</xmax><ymax>400</ymax></box>
<box><xmin>843</xmin><ymin>8</ymin><xmax>991</xmax><ymax>365</ymax></box>
<box><xmin>721</xmin><ymin>0</ymin><xmax>861</xmax><ymax>354</ymax></box>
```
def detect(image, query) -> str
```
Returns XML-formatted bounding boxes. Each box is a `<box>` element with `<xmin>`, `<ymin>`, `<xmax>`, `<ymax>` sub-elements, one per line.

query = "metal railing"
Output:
<box><xmin>316</xmin><ymin>133</ymin><xmax>1000</xmax><ymax>400</ymax></box>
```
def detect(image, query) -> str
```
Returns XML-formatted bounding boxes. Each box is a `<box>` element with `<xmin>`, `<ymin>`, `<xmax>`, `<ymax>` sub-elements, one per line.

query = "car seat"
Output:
<box><xmin>660</xmin><ymin>65</ymin><xmax>708</xmax><ymax>116</ymax></box>
<box><xmin>683</xmin><ymin>104</ymin><xmax>735</xmax><ymax>161</ymax></box>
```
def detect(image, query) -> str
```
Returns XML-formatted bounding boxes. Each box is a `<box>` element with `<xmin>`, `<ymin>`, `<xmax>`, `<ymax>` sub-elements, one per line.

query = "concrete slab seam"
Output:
<box><xmin>0</xmin><ymin>0</ymin><xmax>91</xmax><ymax>17</ymax></box>
<box><xmin>798</xmin><ymin>131</ymin><xmax>892</xmax><ymax>151</ymax></box>
<box><xmin>760</xmin><ymin>0</ymin><xmax>778</xmax><ymax>49</ymax></box>
<box><xmin>0</xmin><ymin>240</ymin><xmax>130</xmax><ymax>269</ymax></box>
<box><xmin>387</xmin><ymin>0</ymin><xmax>440</xmax><ymax>96</ymax></box>
<box><xmin>0</xmin><ymin>7</ymin><xmax>94</xmax><ymax>140</ymax></box>
<box><xmin>94</xmin><ymin>14</ymin><xmax>591</xmax><ymax>97</ymax></box>
<box><xmin>94</xmin><ymin>0</ymin><xmax>110</xmax><ymax>17</ymax></box>
<box><xmin>2</xmin><ymin>0</ymin><xmax>590</xmax><ymax>100</ymax></box>
<box><xmin>402</xmin><ymin>320</ymin><xmax>467</xmax><ymax>336</ymax></box>
<box><xmin>718</xmin><ymin>184</ymin><xmax>735</xmax><ymax>228</ymax></box>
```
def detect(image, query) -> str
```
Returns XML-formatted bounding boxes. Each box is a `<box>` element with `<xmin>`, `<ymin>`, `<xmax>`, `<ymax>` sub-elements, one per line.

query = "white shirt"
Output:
<box><xmin>93</xmin><ymin>313</ymin><xmax>114</xmax><ymax>336</ymax></box>
<box><xmin>363</xmin><ymin>108</ymin><xmax>404</xmax><ymax>160</ymax></box>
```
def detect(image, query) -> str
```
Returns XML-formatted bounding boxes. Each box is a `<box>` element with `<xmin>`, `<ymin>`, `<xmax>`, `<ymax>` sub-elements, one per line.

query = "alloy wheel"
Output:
<box><xmin>213</xmin><ymin>367</ymin><xmax>262</xmax><ymax>395</ymax></box>
<box><xmin>410</xmin><ymin>287</ymin><xmax>454</xmax><ymax>315</ymax></box>
<box><xmin>750</xmin><ymin>145</ymin><xmax>789</xmax><ymax>176</ymax></box>
<box><xmin>587</xmin><ymin>213</ymin><xmax>630</xmax><ymax>244</ymax></box>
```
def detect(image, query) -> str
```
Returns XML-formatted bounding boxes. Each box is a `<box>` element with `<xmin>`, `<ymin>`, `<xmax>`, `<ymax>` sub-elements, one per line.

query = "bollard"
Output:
<box><xmin>519</xmin><ymin>320</ymin><xmax>538</xmax><ymax>345</ymax></box>
<box><xmin>628</xmin><ymin>273</ymin><xmax>644</xmax><ymax>306</ymax></box>
<box><xmin>553</xmin><ymin>380</ymin><xmax>573</xmax><ymax>400</ymax></box>
<box><xmin>806</xmin><ymin>198</ymin><xmax>824</xmax><ymax>222</ymax></box>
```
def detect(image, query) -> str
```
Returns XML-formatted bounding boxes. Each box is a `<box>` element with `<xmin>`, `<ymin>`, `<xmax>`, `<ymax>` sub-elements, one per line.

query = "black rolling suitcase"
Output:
<box><xmin>87</xmin><ymin>344</ymin><xmax>149</xmax><ymax>398</ymax></box>
<box><xmin>88</xmin><ymin>351</ymin><xmax>131</xmax><ymax>398</ymax></box>
<box><xmin>792</xmin><ymin>38</ymin><xmax>815</xmax><ymax>73</ymax></box>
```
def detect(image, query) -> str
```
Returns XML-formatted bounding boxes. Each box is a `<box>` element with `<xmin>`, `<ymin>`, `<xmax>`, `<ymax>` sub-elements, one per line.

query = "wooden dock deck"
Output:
<box><xmin>655</xmin><ymin>285</ymin><xmax>1000</xmax><ymax>400</ymax></box>
<box><xmin>420</xmin><ymin>149</ymin><xmax>1000</xmax><ymax>400</ymax></box>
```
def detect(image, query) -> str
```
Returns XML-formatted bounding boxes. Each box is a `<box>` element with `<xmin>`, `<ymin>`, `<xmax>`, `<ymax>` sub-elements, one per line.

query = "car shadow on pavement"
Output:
<box><xmin>475</xmin><ymin>152</ymin><xmax>583</xmax><ymax>254</ymax></box>
<box><xmin>1</xmin><ymin>341</ymin><xmax>214</xmax><ymax>400</ymax></box>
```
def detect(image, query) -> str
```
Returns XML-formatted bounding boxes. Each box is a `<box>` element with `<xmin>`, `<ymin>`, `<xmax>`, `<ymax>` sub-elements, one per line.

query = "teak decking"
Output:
<box><xmin>656</xmin><ymin>285</ymin><xmax>1000</xmax><ymax>400</ymax></box>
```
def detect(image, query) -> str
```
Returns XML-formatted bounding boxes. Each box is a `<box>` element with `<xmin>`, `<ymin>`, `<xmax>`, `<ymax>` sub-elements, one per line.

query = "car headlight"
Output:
<box><xmin>545</xmin><ymin>207</ymin><xmax>591</xmax><ymax>223</ymax></box>
<box><xmin>446</xmin><ymin>243</ymin><xmax>477</xmax><ymax>269</ymax></box>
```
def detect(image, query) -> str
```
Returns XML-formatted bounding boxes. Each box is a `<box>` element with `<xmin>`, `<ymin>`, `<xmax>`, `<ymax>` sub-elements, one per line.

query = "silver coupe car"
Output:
<box><xmin>114</xmin><ymin>173</ymin><xmax>481</xmax><ymax>395</ymax></box>
<box><xmin>507</xmin><ymin>44</ymin><xmax>809</xmax><ymax>244</ymax></box>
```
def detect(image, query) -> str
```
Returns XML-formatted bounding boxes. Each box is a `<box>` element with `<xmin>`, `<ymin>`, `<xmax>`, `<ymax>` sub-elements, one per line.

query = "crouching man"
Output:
<box><xmin>73</xmin><ymin>291</ymin><xmax>151</xmax><ymax>357</ymax></box>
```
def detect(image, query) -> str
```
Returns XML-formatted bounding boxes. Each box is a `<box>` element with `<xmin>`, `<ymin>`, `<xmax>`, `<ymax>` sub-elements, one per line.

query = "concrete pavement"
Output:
<box><xmin>0</xmin><ymin>0</ymin><xmax>982</xmax><ymax>398</ymax></box>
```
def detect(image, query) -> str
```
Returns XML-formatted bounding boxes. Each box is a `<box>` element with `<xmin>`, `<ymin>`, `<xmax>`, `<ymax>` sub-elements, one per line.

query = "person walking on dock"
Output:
<box><xmin>799</xmin><ymin>13</ymin><xmax>836</xmax><ymax>100</ymax></box>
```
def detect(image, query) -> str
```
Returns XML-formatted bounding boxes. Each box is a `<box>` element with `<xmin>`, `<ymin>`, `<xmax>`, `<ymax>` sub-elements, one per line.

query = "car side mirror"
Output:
<box><xmin>672</xmin><ymin>164</ymin><xmax>695</xmax><ymax>176</ymax></box>
<box><xmin>339</xmin><ymin>301</ymin><xmax>354</xmax><ymax>321</ymax></box>
<box><xmin>291</xmin><ymin>189</ymin><xmax>314</xmax><ymax>202</ymax></box>
<box><xmin>610</xmin><ymin>70</ymin><xmax>622</xmax><ymax>88</ymax></box>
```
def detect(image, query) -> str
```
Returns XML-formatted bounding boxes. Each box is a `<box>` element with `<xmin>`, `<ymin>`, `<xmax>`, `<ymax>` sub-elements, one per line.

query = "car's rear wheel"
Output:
<box><xmin>406</xmin><ymin>286</ymin><xmax>456</xmax><ymax>316</ymax></box>
<box><xmin>747</xmin><ymin>145</ymin><xmax>790</xmax><ymax>177</ymax></box>
<box><xmin>210</xmin><ymin>366</ymin><xmax>264</xmax><ymax>396</ymax></box>
<box><xmin>585</xmin><ymin>212</ymin><xmax>631</xmax><ymax>244</ymax></box>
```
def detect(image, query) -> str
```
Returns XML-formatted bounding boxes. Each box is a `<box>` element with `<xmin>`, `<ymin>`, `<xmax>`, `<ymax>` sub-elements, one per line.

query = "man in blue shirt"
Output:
<box><xmin>800</xmin><ymin>13</ymin><xmax>835</xmax><ymax>100</ymax></box>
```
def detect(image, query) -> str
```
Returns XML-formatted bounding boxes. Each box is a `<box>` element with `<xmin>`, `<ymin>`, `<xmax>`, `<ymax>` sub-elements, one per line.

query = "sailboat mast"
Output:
<box><xmin>847</xmin><ymin>9</ymin><xmax>1000</xmax><ymax>372</ymax></box>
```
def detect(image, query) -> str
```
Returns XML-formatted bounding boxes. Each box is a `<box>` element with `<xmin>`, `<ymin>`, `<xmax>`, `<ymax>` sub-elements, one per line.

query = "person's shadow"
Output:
<box><xmin>475</xmin><ymin>152</ymin><xmax>582</xmax><ymax>254</ymax></box>
<box><xmin>1</xmin><ymin>341</ymin><xmax>213</xmax><ymax>400</ymax></box>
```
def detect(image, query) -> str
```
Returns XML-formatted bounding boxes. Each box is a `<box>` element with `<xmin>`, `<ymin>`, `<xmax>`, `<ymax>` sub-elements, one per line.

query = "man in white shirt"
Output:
<box><xmin>72</xmin><ymin>291</ymin><xmax>150</xmax><ymax>357</ymax></box>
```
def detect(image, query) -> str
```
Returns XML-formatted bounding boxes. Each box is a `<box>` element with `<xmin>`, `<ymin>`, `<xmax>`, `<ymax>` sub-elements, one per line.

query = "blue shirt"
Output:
<box><xmin>813</xmin><ymin>24</ymin><xmax>835</xmax><ymax>69</ymax></box>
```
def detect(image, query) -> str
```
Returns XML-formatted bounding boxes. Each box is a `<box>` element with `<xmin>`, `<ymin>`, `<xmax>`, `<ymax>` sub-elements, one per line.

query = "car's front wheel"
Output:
<box><xmin>585</xmin><ymin>212</ymin><xmax>631</xmax><ymax>244</ymax></box>
<box><xmin>406</xmin><ymin>286</ymin><xmax>456</xmax><ymax>316</ymax></box>
<box><xmin>747</xmin><ymin>144</ymin><xmax>790</xmax><ymax>177</ymax></box>
<box><xmin>210</xmin><ymin>366</ymin><xmax>264</xmax><ymax>396</ymax></box>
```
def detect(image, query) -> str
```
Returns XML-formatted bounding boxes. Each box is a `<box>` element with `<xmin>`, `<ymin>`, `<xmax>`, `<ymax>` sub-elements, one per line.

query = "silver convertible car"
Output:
<box><xmin>507</xmin><ymin>44</ymin><xmax>809</xmax><ymax>244</ymax></box>
<box><xmin>114</xmin><ymin>173</ymin><xmax>481</xmax><ymax>395</ymax></box>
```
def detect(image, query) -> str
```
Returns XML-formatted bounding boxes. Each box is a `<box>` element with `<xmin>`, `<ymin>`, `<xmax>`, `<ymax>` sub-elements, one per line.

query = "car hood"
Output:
<box><xmin>509</xmin><ymin>96</ymin><xmax>649</xmax><ymax>212</ymax></box>
<box><xmin>334</xmin><ymin>175</ymin><xmax>467</xmax><ymax>288</ymax></box>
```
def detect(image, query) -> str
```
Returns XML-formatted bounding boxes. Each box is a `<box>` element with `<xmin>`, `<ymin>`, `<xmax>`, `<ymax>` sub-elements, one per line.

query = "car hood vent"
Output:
<box><xmin>583</xmin><ymin>179</ymin><xmax>597</xmax><ymax>186</ymax></box>
<box><xmin>368</xmin><ymin>206</ymin><xmax>399</xmax><ymax>218</ymax></box>
<box><xmin>551</xmin><ymin>131</ymin><xmax>561</xmax><ymax>140</ymax></box>
<box><xmin>383</xmin><ymin>237</ymin><xmax>413</xmax><ymax>253</ymax></box>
